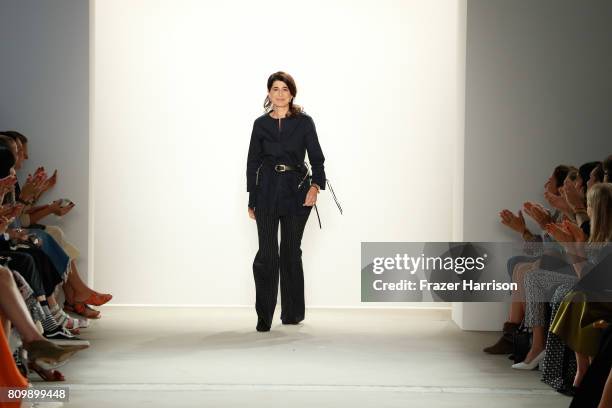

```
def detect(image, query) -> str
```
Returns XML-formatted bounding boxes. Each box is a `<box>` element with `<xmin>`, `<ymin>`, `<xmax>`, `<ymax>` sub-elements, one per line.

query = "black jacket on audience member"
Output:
<box><xmin>246</xmin><ymin>112</ymin><xmax>326</xmax><ymax>215</ymax></box>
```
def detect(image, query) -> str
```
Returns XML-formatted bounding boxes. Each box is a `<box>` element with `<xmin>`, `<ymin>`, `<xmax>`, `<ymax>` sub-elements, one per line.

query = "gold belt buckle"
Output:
<box><xmin>275</xmin><ymin>164</ymin><xmax>286</xmax><ymax>172</ymax></box>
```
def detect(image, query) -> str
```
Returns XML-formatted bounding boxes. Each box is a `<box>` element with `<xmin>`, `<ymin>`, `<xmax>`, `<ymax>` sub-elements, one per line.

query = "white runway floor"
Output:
<box><xmin>32</xmin><ymin>307</ymin><xmax>569</xmax><ymax>407</ymax></box>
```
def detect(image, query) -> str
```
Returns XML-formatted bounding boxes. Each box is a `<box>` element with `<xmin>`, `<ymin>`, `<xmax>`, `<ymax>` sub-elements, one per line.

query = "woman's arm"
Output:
<box><xmin>25</xmin><ymin>204</ymin><xmax>50</xmax><ymax>214</ymax></box>
<box><xmin>304</xmin><ymin>116</ymin><xmax>326</xmax><ymax>190</ymax></box>
<box><xmin>246</xmin><ymin>121</ymin><xmax>262</xmax><ymax>208</ymax></box>
<box><xmin>571</xmin><ymin>261</ymin><xmax>587</xmax><ymax>278</ymax></box>
<box><xmin>26</xmin><ymin>206</ymin><xmax>55</xmax><ymax>225</ymax></box>
<box><xmin>27</xmin><ymin>201</ymin><xmax>61</xmax><ymax>225</ymax></box>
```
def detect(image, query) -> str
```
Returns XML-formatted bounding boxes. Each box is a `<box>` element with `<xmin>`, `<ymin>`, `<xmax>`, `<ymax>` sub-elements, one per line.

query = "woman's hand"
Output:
<box><xmin>303</xmin><ymin>185</ymin><xmax>319</xmax><ymax>207</ymax></box>
<box><xmin>51</xmin><ymin>200</ymin><xmax>75</xmax><ymax>217</ymax></box>
<box><xmin>563</xmin><ymin>219</ymin><xmax>587</xmax><ymax>242</ymax></box>
<box><xmin>20</xmin><ymin>172</ymin><xmax>46</xmax><ymax>203</ymax></box>
<box><xmin>40</xmin><ymin>170</ymin><xmax>58</xmax><ymax>194</ymax></box>
<box><xmin>248</xmin><ymin>207</ymin><xmax>256</xmax><ymax>220</ymax></box>
<box><xmin>0</xmin><ymin>203</ymin><xmax>23</xmax><ymax>219</ymax></box>
<box><xmin>545</xmin><ymin>219</ymin><xmax>587</xmax><ymax>261</ymax></box>
<box><xmin>544</xmin><ymin>222</ymin><xmax>574</xmax><ymax>242</ymax></box>
<box><xmin>561</xmin><ymin>178</ymin><xmax>585</xmax><ymax>212</ymax></box>
<box><xmin>523</xmin><ymin>202</ymin><xmax>553</xmax><ymax>230</ymax></box>
<box><xmin>0</xmin><ymin>216</ymin><xmax>11</xmax><ymax>235</ymax></box>
<box><xmin>544</xmin><ymin>189</ymin><xmax>571</xmax><ymax>214</ymax></box>
<box><xmin>499</xmin><ymin>209</ymin><xmax>526</xmax><ymax>234</ymax></box>
<box><xmin>0</xmin><ymin>175</ymin><xmax>17</xmax><ymax>200</ymax></box>
<box><xmin>0</xmin><ymin>174</ymin><xmax>17</xmax><ymax>189</ymax></box>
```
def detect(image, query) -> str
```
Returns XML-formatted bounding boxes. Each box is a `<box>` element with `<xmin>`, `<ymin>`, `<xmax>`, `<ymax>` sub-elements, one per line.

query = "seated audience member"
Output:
<box><xmin>0</xmin><ymin>235</ymin><xmax>88</xmax><ymax>381</ymax></box>
<box><xmin>0</xmin><ymin>139</ymin><xmax>87</xmax><ymax>345</ymax></box>
<box><xmin>1</xmin><ymin>131</ymin><xmax>112</xmax><ymax>319</ymax></box>
<box><xmin>539</xmin><ymin>160</ymin><xmax>603</xmax><ymax>393</ymax></box>
<box><xmin>510</xmin><ymin>169</ymin><xmax>592</xmax><ymax>370</ymax></box>
<box><xmin>485</xmin><ymin>165</ymin><xmax>571</xmax><ymax>354</ymax></box>
<box><xmin>549</xmin><ymin>183</ymin><xmax>612</xmax><ymax>390</ymax></box>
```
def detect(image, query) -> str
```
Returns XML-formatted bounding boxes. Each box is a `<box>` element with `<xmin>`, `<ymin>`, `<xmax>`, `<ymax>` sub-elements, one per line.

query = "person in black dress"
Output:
<box><xmin>246</xmin><ymin>71</ymin><xmax>326</xmax><ymax>332</ymax></box>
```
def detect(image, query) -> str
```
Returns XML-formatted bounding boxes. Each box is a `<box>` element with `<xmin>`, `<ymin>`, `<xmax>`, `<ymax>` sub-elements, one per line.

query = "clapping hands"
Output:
<box><xmin>544</xmin><ymin>189</ymin><xmax>571</xmax><ymax>214</ymax></box>
<box><xmin>544</xmin><ymin>219</ymin><xmax>587</xmax><ymax>261</ymax></box>
<box><xmin>560</xmin><ymin>178</ymin><xmax>586</xmax><ymax>212</ymax></box>
<box><xmin>0</xmin><ymin>203</ymin><xmax>24</xmax><ymax>220</ymax></box>
<box><xmin>20</xmin><ymin>170</ymin><xmax>47</xmax><ymax>203</ymax></box>
<box><xmin>37</xmin><ymin>169</ymin><xmax>58</xmax><ymax>200</ymax></box>
<box><xmin>523</xmin><ymin>202</ymin><xmax>554</xmax><ymax>230</ymax></box>
<box><xmin>0</xmin><ymin>174</ymin><xmax>17</xmax><ymax>198</ymax></box>
<box><xmin>499</xmin><ymin>209</ymin><xmax>526</xmax><ymax>234</ymax></box>
<box><xmin>0</xmin><ymin>216</ymin><xmax>13</xmax><ymax>235</ymax></box>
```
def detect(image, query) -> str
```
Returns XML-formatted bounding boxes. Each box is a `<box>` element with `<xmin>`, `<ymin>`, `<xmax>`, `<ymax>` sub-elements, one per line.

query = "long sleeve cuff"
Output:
<box><xmin>312</xmin><ymin>176</ymin><xmax>326</xmax><ymax>190</ymax></box>
<box><xmin>248</xmin><ymin>191</ymin><xmax>257</xmax><ymax>208</ymax></box>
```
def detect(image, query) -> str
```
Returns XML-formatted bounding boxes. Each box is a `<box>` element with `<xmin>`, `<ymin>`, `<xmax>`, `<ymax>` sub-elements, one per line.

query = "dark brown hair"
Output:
<box><xmin>0</xmin><ymin>135</ymin><xmax>17</xmax><ymax>160</ymax></box>
<box><xmin>578</xmin><ymin>161</ymin><xmax>601</xmax><ymax>193</ymax></box>
<box><xmin>603</xmin><ymin>154</ymin><xmax>612</xmax><ymax>182</ymax></box>
<box><xmin>263</xmin><ymin>71</ymin><xmax>303</xmax><ymax>117</ymax></box>
<box><xmin>591</xmin><ymin>162</ymin><xmax>604</xmax><ymax>184</ymax></box>
<box><xmin>0</xmin><ymin>130</ymin><xmax>28</xmax><ymax>144</ymax></box>
<box><xmin>552</xmin><ymin>165</ymin><xmax>571</xmax><ymax>188</ymax></box>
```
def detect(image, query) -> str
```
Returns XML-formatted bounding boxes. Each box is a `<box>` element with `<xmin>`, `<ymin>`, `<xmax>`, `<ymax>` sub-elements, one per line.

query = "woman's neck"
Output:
<box><xmin>272</xmin><ymin>106</ymin><xmax>289</xmax><ymax>118</ymax></box>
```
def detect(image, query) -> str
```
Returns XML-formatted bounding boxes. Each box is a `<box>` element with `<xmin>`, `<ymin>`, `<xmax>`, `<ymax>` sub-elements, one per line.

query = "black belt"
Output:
<box><xmin>273</xmin><ymin>164</ymin><xmax>301</xmax><ymax>172</ymax></box>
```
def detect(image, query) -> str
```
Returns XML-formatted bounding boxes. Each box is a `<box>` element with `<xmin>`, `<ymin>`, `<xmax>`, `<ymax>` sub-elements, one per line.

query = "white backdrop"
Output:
<box><xmin>93</xmin><ymin>0</ymin><xmax>466</xmax><ymax>306</ymax></box>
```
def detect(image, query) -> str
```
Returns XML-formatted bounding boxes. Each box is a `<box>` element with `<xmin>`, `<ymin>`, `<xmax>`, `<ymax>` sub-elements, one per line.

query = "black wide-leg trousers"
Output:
<box><xmin>253</xmin><ymin>209</ymin><xmax>310</xmax><ymax>329</ymax></box>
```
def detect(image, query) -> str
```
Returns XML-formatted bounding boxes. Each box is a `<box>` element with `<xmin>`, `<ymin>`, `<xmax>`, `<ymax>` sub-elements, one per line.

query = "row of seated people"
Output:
<box><xmin>0</xmin><ymin>130</ymin><xmax>112</xmax><ymax>396</ymax></box>
<box><xmin>484</xmin><ymin>155</ymin><xmax>612</xmax><ymax>407</ymax></box>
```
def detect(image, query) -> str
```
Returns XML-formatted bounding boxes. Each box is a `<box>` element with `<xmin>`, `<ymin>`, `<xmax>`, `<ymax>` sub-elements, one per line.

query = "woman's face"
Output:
<box><xmin>587</xmin><ymin>167</ymin><xmax>600</xmax><ymax>191</ymax></box>
<box><xmin>6</xmin><ymin>141</ymin><xmax>20</xmax><ymax>170</ymax></box>
<box><xmin>545</xmin><ymin>174</ymin><xmax>558</xmax><ymax>195</ymax></box>
<box><xmin>13</xmin><ymin>140</ymin><xmax>24</xmax><ymax>170</ymax></box>
<box><xmin>268</xmin><ymin>80</ymin><xmax>293</xmax><ymax>109</ymax></box>
<box><xmin>574</xmin><ymin>174</ymin><xmax>584</xmax><ymax>191</ymax></box>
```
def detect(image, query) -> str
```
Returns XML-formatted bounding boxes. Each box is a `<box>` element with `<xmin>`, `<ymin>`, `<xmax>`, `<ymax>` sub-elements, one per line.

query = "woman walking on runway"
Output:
<box><xmin>246</xmin><ymin>71</ymin><xmax>326</xmax><ymax>332</ymax></box>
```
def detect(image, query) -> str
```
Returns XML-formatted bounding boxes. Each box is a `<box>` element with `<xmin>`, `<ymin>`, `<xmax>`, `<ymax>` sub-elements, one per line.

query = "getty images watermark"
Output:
<box><xmin>361</xmin><ymin>242</ymin><xmax>612</xmax><ymax>302</ymax></box>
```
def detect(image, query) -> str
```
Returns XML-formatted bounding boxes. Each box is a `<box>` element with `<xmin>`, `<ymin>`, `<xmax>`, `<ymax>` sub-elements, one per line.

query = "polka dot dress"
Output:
<box><xmin>541</xmin><ymin>283</ymin><xmax>577</xmax><ymax>392</ymax></box>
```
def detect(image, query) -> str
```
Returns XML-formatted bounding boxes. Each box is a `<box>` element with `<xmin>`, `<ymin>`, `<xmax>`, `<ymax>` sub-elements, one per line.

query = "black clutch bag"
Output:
<box><xmin>512</xmin><ymin>323</ymin><xmax>531</xmax><ymax>364</ymax></box>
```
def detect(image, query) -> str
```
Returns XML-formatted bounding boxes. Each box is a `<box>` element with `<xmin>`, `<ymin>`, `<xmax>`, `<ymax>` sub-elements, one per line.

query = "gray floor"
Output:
<box><xmin>30</xmin><ymin>307</ymin><xmax>569</xmax><ymax>407</ymax></box>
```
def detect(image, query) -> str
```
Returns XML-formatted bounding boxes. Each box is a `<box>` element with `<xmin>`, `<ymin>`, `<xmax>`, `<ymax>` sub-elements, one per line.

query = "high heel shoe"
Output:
<box><xmin>23</xmin><ymin>340</ymin><xmax>89</xmax><ymax>370</ymax></box>
<box><xmin>64</xmin><ymin>302</ymin><xmax>101</xmax><ymax>319</ymax></box>
<box><xmin>82</xmin><ymin>292</ymin><xmax>112</xmax><ymax>307</ymax></box>
<box><xmin>28</xmin><ymin>361</ymin><xmax>65</xmax><ymax>382</ymax></box>
<box><xmin>511</xmin><ymin>350</ymin><xmax>545</xmax><ymax>370</ymax></box>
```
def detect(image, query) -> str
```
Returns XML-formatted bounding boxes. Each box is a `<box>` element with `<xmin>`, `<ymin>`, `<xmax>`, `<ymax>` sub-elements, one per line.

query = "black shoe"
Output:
<box><xmin>44</xmin><ymin>326</ymin><xmax>90</xmax><ymax>346</ymax></box>
<box><xmin>281</xmin><ymin>319</ymin><xmax>302</xmax><ymax>325</ymax></box>
<box><xmin>558</xmin><ymin>385</ymin><xmax>578</xmax><ymax>397</ymax></box>
<box><xmin>256</xmin><ymin>319</ymin><xmax>270</xmax><ymax>332</ymax></box>
<box><xmin>281</xmin><ymin>315</ymin><xmax>304</xmax><ymax>325</ymax></box>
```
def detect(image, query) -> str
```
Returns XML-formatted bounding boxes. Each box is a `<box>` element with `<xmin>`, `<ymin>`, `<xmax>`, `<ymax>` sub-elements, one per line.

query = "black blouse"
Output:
<box><xmin>246</xmin><ymin>111</ymin><xmax>326</xmax><ymax>215</ymax></box>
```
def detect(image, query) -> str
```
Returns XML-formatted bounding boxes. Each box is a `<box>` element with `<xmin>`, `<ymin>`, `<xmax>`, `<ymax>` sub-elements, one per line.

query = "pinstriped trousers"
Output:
<box><xmin>253</xmin><ymin>209</ymin><xmax>311</xmax><ymax>329</ymax></box>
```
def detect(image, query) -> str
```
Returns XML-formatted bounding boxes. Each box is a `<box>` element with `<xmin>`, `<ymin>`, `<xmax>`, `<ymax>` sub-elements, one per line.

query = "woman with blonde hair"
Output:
<box><xmin>547</xmin><ymin>183</ymin><xmax>612</xmax><ymax>392</ymax></box>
